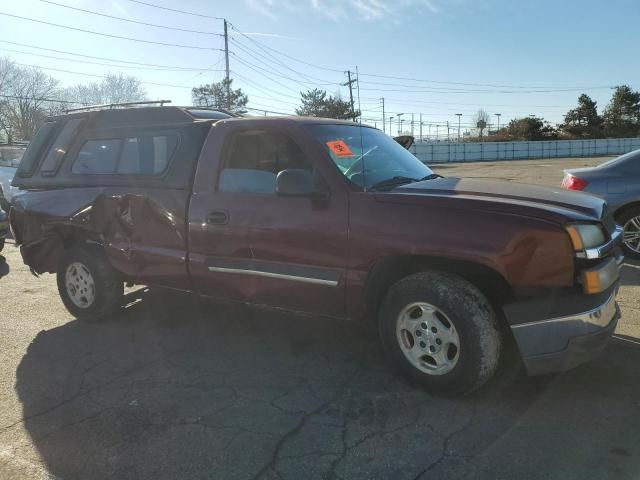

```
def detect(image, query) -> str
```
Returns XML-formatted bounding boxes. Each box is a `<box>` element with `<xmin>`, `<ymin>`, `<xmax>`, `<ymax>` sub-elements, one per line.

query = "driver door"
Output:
<box><xmin>192</xmin><ymin>123</ymin><xmax>350</xmax><ymax>317</ymax></box>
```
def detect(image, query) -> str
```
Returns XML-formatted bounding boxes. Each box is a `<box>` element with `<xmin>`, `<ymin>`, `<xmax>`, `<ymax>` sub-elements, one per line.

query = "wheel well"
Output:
<box><xmin>614</xmin><ymin>201</ymin><xmax>640</xmax><ymax>222</ymax></box>
<box><xmin>364</xmin><ymin>255</ymin><xmax>513</xmax><ymax>321</ymax></box>
<box><xmin>28</xmin><ymin>226</ymin><xmax>96</xmax><ymax>274</ymax></box>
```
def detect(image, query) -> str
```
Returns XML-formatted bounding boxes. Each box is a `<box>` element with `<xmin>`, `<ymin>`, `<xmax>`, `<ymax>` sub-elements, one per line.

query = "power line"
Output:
<box><xmin>227</xmin><ymin>21</ymin><xmax>616</xmax><ymax>92</ymax></box>
<box><xmin>14</xmin><ymin>63</ymin><xmax>195</xmax><ymax>89</ymax></box>
<box><xmin>359</xmin><ymin>78</ymin><xmax>613</xmax><ymax>92</ymax></box>
<box><xmin>0</xmin><ymin>94</ymin><xmax>81</xmax><ymax>105</ymax></box>
<box><xmin>359</xmin><ymin>96</ymin><xmax>571</xmax><ymax>109</ymax></box>
<box><xmin>229</xmin><ymin>23</ymin><xmax>342</xmax><ymax>74</ymax></box>
<box><xmin>0</xmin><ymin>12</ymin><xmax>222</xmax><ymax>50</ymax></box>
<box><xmin>231</xmin><ymin>71</ymin><xmax>301</xmax><ymax>101</ymax></box>
<box><xmin>228</xmin><ymin>23</ymin><xmax>339</xmax><ymax>83</ymax></box>
<box><xmin>0</xmin><ymin>40</ymin><xmax>213</xmax><ymax>70</ymax></box>
<box><xmin>357</xmin><ymin>72</ymin><xmax>611</xmax><ymax>90</ymax></box>
<box><xmin>126</xmin><ymin>0</ymin><xmax>225</xmax><ymax>19</ymax></box>
<box><xmin>359</xmin><ymin>85</ymin><xmax>611</xmax><ymax>94</ymax></box>
<box><xmin>0</xmin><ymin>47</ymin><xmax>226</xmax><ymax>72</ymax></box>
<box><xmin>232</xmin><ymin>54</ymin><xmax>305</xmax><ymax>94</ymax></box>
<box><xmin>230</xmin><ymin>39</ymin><xmax>339</xmax><ymax>87</ymax></box>
<box><xmin>38</xmin><ymin>0</ymin><xmax>223</xmax><ymax>36</ymax></box>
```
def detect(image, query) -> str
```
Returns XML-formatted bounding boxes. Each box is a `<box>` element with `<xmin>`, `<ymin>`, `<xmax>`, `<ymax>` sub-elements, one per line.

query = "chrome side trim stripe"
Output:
<box><xmin>207</xmin><ymin>266</ymin><xmax>339</xmax><ymax>287</ymax></box>
<box><xmin>511</xmin><ymin>292</ymin><xmax>616</xmax><ymax>330</ymax></box>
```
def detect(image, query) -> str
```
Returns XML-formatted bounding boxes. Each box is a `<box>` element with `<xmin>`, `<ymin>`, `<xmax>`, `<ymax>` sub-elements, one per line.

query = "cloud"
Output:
<box><xmin>244</xmin><ymin>0</ymin><xmax>445</xmax><ymax>21</ymax></box>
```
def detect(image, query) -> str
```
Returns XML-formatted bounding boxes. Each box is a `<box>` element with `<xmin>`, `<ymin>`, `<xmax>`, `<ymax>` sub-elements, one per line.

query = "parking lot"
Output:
<box><xmin>2</xmin><ymin>155</ymin><xmax>640</xmax><ymax>480</ymax></box>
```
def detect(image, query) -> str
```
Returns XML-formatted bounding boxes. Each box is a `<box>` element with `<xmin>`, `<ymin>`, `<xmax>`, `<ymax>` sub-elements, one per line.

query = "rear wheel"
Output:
<box><xmin>379</xmin><ymin>271</ymin><xmax>502</xmax><ymax>396</ymax></box>
<box><xmin>618</xmin><ymin>206</ymin><xmax>640</xmax><ymax>260</ymax></box>
<box><xmin>57</xmin><ymin>246</ymin><xmax>124</xmax><ymax>321</ymax></box>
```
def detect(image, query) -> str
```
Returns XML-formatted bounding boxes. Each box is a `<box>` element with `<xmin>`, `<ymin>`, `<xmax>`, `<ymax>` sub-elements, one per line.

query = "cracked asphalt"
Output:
<box><xmin>2</xmin><ymin>156</ymin><xmax>640</xmax><ymax>479</ymax></box>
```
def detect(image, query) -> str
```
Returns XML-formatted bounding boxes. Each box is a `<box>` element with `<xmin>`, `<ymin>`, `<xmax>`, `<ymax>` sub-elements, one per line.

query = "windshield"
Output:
<box><xmin>307</xmin><ymin>124</ymin><xmax>433</xmax><ymax>189</ymax></box>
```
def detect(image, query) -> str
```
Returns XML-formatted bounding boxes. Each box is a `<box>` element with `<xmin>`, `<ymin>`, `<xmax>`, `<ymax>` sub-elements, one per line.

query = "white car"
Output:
<box><xmin>0</xmin><ymin>147</ymin><xmax>25</xmax><ymax>212</ymax></box>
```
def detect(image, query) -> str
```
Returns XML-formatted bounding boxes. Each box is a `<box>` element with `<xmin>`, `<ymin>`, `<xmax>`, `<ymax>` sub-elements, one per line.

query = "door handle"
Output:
<box><xmin>207</xmin><ymin>211</ymin><xmax>228</xmax><ymax>225</ymax></box>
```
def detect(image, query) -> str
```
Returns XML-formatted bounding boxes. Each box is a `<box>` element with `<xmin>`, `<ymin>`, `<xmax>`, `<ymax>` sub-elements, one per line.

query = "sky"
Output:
<box><xmin>1</xmin><ymin>0</ymin><xmax>639</xmax><ymax>136</ymax></box>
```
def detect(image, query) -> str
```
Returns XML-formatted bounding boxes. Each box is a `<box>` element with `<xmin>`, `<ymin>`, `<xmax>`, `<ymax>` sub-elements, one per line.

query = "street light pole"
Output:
<box><xmin>396</xmin><ymin>113</ymin><xmax>404</xmax><ymax>135</ymax></box>
<box><xmin>455</xmin><ymin>113</ymin><xmax>462</xmax><ymax>142</ymax></box>
<box><xmin>495</xmin><ymin>113</ymin><xmax>501</xmax><ymax>131</ymax></box>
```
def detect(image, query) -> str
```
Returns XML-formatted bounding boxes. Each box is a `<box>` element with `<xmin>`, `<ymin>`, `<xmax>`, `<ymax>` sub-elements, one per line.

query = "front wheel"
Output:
<box><xmin>57</xmin><ymin>246</ymin><xmax>124</xmax><ymax>321</ymax></box>
<box><xmin>379</xmin><ymin>271</ymin><xmax>502</xmax><ymax>396</ymax></box>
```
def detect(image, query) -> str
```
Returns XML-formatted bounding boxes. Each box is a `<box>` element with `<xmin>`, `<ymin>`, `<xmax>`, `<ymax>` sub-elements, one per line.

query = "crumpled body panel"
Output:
<box><xmin>11</xmin><ymin>187</ymin><xmax>190</xmax><ymax>288</ymax></box>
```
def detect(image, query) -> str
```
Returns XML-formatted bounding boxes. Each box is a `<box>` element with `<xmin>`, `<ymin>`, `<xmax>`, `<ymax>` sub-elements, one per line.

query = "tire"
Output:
<box><xmin>0</xmin><ymin>238</ymin><xmax>4</xmax><ymax>253</ymax></box>
<box><xmin>378</xmin><ymin>271</ymin><xmax>502</xmax><ymax>396</ymax></box>
<box><xmin>56</xmin><ymin>246</ymin><xmax>124</xmax><ymax>321</ymax></box>
<box><xmin>618</xmin><ymin>206</ymin><xmax>640</xmax><ymax>260</ymax></box>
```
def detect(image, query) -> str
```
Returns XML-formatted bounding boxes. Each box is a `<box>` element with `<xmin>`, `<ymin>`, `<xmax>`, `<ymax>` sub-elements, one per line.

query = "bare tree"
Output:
<box><xmin>0</xmin><ymin>59</ymin><xmax>61</xmax><ymax>141</ymax></box>
<box><xmin>64</xmin><ymin>73</ymin><xmax>147</xmax><ymax>106</ymax></box>
<box><xmin>473</xmin><ymin>109</ymin><xmax>490</xmax><ymax>139</ymax></box>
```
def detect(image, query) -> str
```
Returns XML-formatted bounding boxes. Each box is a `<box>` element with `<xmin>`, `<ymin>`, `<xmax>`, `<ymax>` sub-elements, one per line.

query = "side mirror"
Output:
<box><xmin>393</xmin><ymin>135</ymin><xmax>415</xmax><ymax>150</ymax></box>
<box><xmin>276</xmin><ymin>169</ymin><xmax>316</xmax><ymax>197</ymax></box>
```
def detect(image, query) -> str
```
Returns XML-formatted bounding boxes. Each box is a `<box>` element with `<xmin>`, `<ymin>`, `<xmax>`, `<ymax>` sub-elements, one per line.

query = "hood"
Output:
<box><xmin>389</xmin><ymin>177</ymin><xmax>606</xmax><ymax>222</ymax></box>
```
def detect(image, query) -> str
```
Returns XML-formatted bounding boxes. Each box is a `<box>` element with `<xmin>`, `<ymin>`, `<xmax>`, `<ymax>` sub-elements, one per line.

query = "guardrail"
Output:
<box><xmin>412</xmin><ymin>137</ymin><xmax>640</xmax><ymax>163</ymax></box>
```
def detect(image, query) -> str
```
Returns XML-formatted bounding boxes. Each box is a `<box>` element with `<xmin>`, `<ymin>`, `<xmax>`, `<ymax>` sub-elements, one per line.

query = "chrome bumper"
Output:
<box><xmin>511</xmin><ymin>290</ymin><xmax>619</xmax><ymax>375</ymax></box>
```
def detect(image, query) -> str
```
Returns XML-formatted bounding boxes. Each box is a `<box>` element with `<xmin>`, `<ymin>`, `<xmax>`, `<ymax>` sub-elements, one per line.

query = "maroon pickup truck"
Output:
<box><xmin>10</xmin><ymin>106</ymin><xmax>623</xmax><ymax>395</ymax></box>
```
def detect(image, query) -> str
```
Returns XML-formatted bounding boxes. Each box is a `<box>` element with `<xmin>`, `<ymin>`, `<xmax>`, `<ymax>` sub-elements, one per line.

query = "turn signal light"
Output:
<box><xmin>582</xmin><ymin>271</ymin><xmax>602</xmax><ymax>294</ymax></box>
<box><xmin>562</xmin><ymin>174</ymin><xmax>588</xmax><ymax>191</ymax></box>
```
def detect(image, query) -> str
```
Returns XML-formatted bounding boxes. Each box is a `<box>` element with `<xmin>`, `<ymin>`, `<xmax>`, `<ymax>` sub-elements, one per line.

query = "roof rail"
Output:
<box><xmin>63</xmin><ymin>100</ymin><xmax>172</xmax><ymax>114</ymax></box>
<box><xmin>182</xmin><ymin>106</ymin><xmax>240</xmax><ymax>117</ymax></box>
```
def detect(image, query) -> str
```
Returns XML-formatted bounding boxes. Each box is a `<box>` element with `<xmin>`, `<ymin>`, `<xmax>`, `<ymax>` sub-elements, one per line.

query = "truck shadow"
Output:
<box><xmin>13</xmin><ymin>289</ymin><xmax>640</xmax><ymax>480</ymax></box>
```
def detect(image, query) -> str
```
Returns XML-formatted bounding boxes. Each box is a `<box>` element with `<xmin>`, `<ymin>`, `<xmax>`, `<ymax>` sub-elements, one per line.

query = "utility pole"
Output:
<box><xmin>495</xmin><ymin>113</ymin><xmax>501</xmax><ymax>131</ymax></box>
<box><xmin>435</xmin><ymin>124</ymin><xmax>439</xmax><ymax>140</ymax></box>
<box><xmin>411</xmin><ymin>113</ymin><xmax>414</xmax><ymax>136</ymax></box>
<box><xmin>381</xmin><ymin>98</ymin><xmax>386</xmax><ymax>133</ymax></box>
<box><xmin>455</xmin><ymin>113</ymin><xmax>462</xmax><ymax>142</ymax></box>
<box><xmin>389</xmin><ymin>116</ymin><xmax>394</xmax><ymax>136</ymax></box>
<box><xmin>396</xmin><ymin>113</ymin><xmax>404</xmax><ymax>135</ymax></box>
<box><xmin>447</xmin><ymin>121</ymin><xmax>450</xmax><ymax>142</ymax></box>
<box><xmin>224</xmin><ymin>19</ymin><xmax>230</xmax><ymax>110</ymax></box>
<box><xmin>419</xmin><ymin>113</ymin><xmax>423</xmax><ymax>142</ymax></box>
<box><xmin>343</xmin><ymin>71</ymin><xmax>357</xmax><ymax>121</ymax></box>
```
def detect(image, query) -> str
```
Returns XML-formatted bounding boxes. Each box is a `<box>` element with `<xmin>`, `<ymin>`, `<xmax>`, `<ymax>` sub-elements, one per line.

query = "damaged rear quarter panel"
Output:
<box><xmin>11</xmin><ymin>187</ymin><xmax>190</xmax><ymax>288</ymax></box>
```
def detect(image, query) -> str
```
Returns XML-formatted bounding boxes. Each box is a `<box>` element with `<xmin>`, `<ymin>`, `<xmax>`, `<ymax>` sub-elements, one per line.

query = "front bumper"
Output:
<box><xmin>504</xmin><ymin>285</ymin><xmax>620</xmax><ymax>375</ymax></box>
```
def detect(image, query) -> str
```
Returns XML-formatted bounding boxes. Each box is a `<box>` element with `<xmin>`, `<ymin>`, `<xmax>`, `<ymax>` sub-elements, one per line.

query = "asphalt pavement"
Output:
<box><xmin>1</xmin><ymin>156</ymin><xmax>640</xmax><ymax>480</ymax></box>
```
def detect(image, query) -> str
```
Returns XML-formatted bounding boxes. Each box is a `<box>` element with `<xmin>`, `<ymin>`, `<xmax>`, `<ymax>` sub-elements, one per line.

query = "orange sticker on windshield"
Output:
<box><xmin>326</xmin><ymin>140</ymin><xmax>353</xmax><ymax>157</ymax></box>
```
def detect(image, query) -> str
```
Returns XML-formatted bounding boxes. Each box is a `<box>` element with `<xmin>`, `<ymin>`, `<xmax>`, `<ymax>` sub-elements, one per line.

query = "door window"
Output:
<box><xmin>218</xmin><ymin>131</ymin><xmax>310</xmax><ymax>194</ymax></box>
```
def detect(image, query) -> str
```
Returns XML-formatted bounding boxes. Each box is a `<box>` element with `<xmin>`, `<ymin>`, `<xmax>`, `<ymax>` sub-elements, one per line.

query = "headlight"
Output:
<box><xmin>565</xmin><ymin>223</ymin><xmax>606</xmax><ymax>251</ymax></box>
